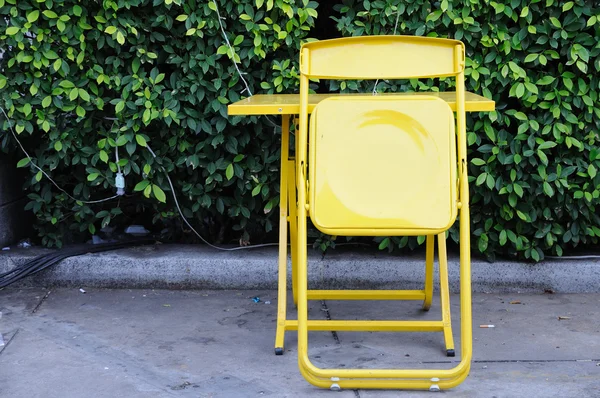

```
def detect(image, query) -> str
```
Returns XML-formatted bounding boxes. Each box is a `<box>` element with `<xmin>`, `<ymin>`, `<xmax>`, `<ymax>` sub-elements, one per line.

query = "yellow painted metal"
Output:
<box><xmin>300</xmin><ymin>36</ymin><xmax>463</xmax><ymax>79</ymax></box>
<box><xmin>309</xmin><ymin>96</ymin><xmax>457</xmax><ymax>236</ymax></box>
<box><xmin>274</xmin><ymin>115</ymin><xmax>290</xmax><ymax>354</ymax></box>
<box><xmin>437</xmin><ymin>232</ymin><xmax>455</xmax><ymax>353</ymax></box>
<box><xmin>422</xmin><ymin>235</ymin><xmax>435</xmax><ymax>311</ymax></box>
<box><xmin>287</xmin><ymin>159</ymin><xmax>299</xmax><ymax>306</ymax></box>
<box><xmin>283</xmin><ymin>320</ymin><xmax>444</xmax><ymax>332</ymax></box>
<box><xmin>291</xmin><ymin>37</ymin><xmax>475</xmax><ymax>390</ymax></box>
<box><xmin>307</xmin><ymin>289</ymin><xmax>425</xmax><ymax>301</ymax></box>
<box><xmin>227</xmin><ymin>91</ymin><xmax>494</xmax><ymax>116</ymax></box>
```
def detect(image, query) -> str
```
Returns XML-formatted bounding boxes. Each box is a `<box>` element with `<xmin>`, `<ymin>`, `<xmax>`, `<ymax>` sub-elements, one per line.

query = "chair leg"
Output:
<box><xmin>275</xmin><ymin>115</ymin><xmax>290</xmax><ymax>355</ymax></box>
<box><xmin>288</xmin><ymin>160</ymin><xmax>299</xmax><ymax>307</ymax></box>
<box><xmin>422</xmin><ymin>235</ymin><xmax>435</xmax><ymax>311</ymax></box>
<box><xmin>437</xmin><ymin>232</ymin><xmax>455</xmax><ymax>357</ymax></box>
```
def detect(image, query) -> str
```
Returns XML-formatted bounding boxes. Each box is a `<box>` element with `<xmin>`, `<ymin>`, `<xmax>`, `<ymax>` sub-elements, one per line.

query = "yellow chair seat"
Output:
<box><xmin>309</xmin><ymin>96</ymin><xmax>457</xmax><ymax>236</ymax></box>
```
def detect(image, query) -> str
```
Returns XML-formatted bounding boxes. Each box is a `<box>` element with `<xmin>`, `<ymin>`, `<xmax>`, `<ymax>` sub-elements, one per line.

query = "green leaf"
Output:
<box><xmin>549</xmin><ymin>17</ymin><xmax>561</xmax><ymax>28</ymax></box>
<box><xmin>104</xmin><ymin>26</ymin><xmax>117</xmax><ymax>34</ymax></box>
<box><xmin>515</xmin><ymin>83</ymin><xmax>525</xmax><ymax>98</ymax></box>
<box><xmin>499</xmin><ymin>230</ymin><xmax>507</xmax><ymax>246</ymax></box>
<box><xmin>524</xmin><ymin>54</ymin><xmax>537</xmax><ymax>63</ymax></box>
<box><xmin>42</xmin><ymin>96</ymin><xmax>52</xmax><ymax>108</ymax></box>
<box><xmin>514</xmin><ymin>184</ymin><xmax>524</xmax><ymax>197</ymax></box>
<box><xmin>73</xmin><ymin>5</ymin><xmax>82</xmax><ymax>16</ymax></box>
<box><xmin>539</xmin><ymin>141</ymin><xmax>556</xmax><ymax>150</ymax></box>
<box><xmin>6</xmin><ymin>27</ymin><xmax>19</xmax><ymax>35</ymax></box>
<box><xmin>87</xmin><ymin>173</ymin><xmax>100</xmax><ymax>181</ymax></box>
<box><xmin>133</xmin><ymin>180</ymin><xmax>150</xmax><ymax>191</ymax></box>
<box><xmin>378</xmin><ymin>237</ymin><xmax>390</xmax><ymax>250</ymax></box>
<box><xmin>588</xmin><ymin>164</ymin><xmax>597</xmax><ymax>178</ymax></box>
<box><xmin>42</xmin><ymin>10</ymin><xmax>58</xmax><ymax>18</ymax></box>
<box><xmin>27</xmin><ymin>10</ymin><xmax>40</xmax><ymax>23</ymax></box>
<box><xmin>116</xmin><ymin>136</ymin><xmax>128</xmax><ymax>146</ymax></box>
<box><xmin>116</xmin><ymin>31</ymin><xmax>125</xmax><ymax>45</ymax></box>
<box><xmin>135</xmin><ymin>135</ymin><xmax>147</xmax><ymax>147</ymax></box>
<box><xmin>54</xmin><ymin>141</ymin><xmax>63</xmax><ymax>151</ymax></box>
<box><xmin>152</xmin><ymin>184</ymin><xmax>166</xmax><ymax>203</ymax></box>
<box><xmin>176</xmin><ymin>14</ymin><xmax>188</xmax><ymax>21</ymax></box>
<box><xmin>226</xmin><ymin>163</ymin><xmax>234</xmax><ymax>180</ymax></box>
<box><xmin>78</xmin><ymin>89</ymin><xmax>90</xmax><ymax>101</ymax></box>
<box><xmin>17</xmin><ymin>158</ymin><xmax>31</xmax><ymax>168</ymax></box>
<box><xmin>537</xmin><ymin>76</ymin><xmax>555</xmax><ymax>85</ymax></box>
<box><xmin>53</xmin><ymin>59</ymin><xmax>62</xmax><ymax>71</ymax></box>
<box><xmin>22</xmin><ymin>103</ymin><xmax>32</xmax><ymax>116</ymax></box>
<box><xmin>476</xmin><ymin>173</ymin><xmax>487</xmax><ymax>186</ymax></box>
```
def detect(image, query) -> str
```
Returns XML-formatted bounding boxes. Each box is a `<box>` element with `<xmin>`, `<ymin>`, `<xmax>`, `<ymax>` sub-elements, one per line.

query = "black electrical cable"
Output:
<box><xmin>0</xmin><ymin>239</ymin><xmax>155</xmax><ymax>289</ymax></box>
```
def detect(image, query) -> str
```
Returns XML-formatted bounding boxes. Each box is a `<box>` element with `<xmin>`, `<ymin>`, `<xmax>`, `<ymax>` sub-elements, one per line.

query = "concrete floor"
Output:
<box><xmin>0</xmin><ymin>288</ymin><xmax>599</xmax><ymax>398</ymax></box>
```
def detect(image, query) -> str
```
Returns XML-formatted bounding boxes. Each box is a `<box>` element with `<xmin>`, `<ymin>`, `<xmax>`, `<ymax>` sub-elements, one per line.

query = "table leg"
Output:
<box><xmin>274</xmin><ymin>115</ymin><xmax>290</xmax><ymax>355</ymax></box>
<box><xmin>438</xmin><ymin>232</ymin><xmax>456</xmax><ymax>357</ymax></box>
<box><xmin>422</xmin><ymin>235</ymin><xmax>435</xmax><ymax>311</ymax></box>
<box><xmin>288</xmin><ymin>159</ymin><xmax>298</xmax><ymax>306</ymax></box>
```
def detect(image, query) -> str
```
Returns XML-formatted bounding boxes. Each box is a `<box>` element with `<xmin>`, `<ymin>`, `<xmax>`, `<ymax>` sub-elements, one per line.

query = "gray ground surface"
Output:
<box><xmin>1</xmin><ymin>288</ymin><xmax>599</xmax><ymax>398</ymax></box>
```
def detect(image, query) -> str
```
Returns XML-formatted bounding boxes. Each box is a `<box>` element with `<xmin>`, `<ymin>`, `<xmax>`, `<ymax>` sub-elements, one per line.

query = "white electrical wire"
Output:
<box><xmin>146</xmin><ymin>144</ymin><xmax>279</xmax><ymax>251</ymax></box>
<box><xmin>211</xmin><ymin>0</ymin><xmax>252</xmax><ymax>96</ymax></box>
<box><xmin>373</xmin><ymin>5</ymin><xmax>402</xmax><ymax>95</ymax></box>
<box><xmin>210</xmin><ymin>0</ymin><xmax>281</xmax><ymax>129</ymax></box>
<box><xmin>0</xmin><ymin>106</ymin><xmax>119</xmax><ymax>204</ymax></box>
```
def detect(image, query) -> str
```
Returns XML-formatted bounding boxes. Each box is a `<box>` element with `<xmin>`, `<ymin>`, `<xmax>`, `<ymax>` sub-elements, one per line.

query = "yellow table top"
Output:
<box><xmin>228</xmin><ymin>92</ymin><xmax>495</xmax><ymax>116</ymax></box>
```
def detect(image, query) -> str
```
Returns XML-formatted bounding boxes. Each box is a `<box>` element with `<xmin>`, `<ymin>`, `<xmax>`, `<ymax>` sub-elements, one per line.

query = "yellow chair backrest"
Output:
<box><xmin>300</xmin><ymin>36</ymin><xmax>464</xmax><ymax>79</ymax></box>
<box><xmin>297</xmin><ymin>36</ymin><xmax>467</xmax><ymax>237</ymax></box>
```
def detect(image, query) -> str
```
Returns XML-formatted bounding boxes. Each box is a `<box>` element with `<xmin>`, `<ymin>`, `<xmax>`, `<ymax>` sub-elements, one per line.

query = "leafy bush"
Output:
<box><xmin>2</xmin><ymin>0</ymin><xmax>599</xmax><ymax>261</ymax></box>
<box><xmin>330</xmin><ymin>0</ymin><xmax>600</xmax><ymax>261</ymax></box>
<box><xmin>0</xmin><ymin>0</ymin><xmax>317</xmax><ymax>247</ymax></box>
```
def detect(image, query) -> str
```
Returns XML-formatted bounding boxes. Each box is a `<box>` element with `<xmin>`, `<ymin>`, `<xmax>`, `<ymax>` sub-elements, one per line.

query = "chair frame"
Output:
<box><xmin>276</xmin><ymin>36</ymin><xmax>473</xmax><ymax>391</ymax></box>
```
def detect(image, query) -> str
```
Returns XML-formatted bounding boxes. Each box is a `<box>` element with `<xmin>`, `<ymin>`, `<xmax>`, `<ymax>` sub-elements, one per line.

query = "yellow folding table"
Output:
<box><xmin>228</xmin><ymin>37</ymin><xmax>494</xmax><ymax>390</ymax></box>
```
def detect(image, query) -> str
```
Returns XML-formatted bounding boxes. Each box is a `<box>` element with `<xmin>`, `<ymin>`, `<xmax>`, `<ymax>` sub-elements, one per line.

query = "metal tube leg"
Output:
<box><xmin>288</xmin><ymin>159</ymin><xmax>299</xmax><ymax>306</ymax></box>
<box><xmin>438</xmin><ymin>233</ymin><xmax>455</xmax><ymax>357</ymax></box>
<box><xmin>274</xmin><ymin>115</ymin><xmax>290</xmax><ymax>355</ymax></box>
<box><xmin>422</xmin><ymin>235</ymin><xmax>435</xmax><ymax>311</ymax></box>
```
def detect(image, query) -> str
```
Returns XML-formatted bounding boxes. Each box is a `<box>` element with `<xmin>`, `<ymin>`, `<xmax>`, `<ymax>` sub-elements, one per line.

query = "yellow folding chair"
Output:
<box><xmin>293</xmin><ymin>36</ymin><xmax>473</xmax><ymax>390</ymax></box>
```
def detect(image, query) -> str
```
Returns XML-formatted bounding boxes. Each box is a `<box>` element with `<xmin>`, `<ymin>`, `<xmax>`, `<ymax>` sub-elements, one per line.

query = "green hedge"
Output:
<box><xmin>329</xmin><ymin>0</ymin><xmax>599</xmax><ymax>261</ymax></box>
<box><xmin>1</xmin><ymin>0</ymin><xmax>599</xmax><ymax>261</ymax></box>
<box><xmin>0</xmin><ymin>0</ymin><xmax>317</xmax><ymax>247</ymax></box>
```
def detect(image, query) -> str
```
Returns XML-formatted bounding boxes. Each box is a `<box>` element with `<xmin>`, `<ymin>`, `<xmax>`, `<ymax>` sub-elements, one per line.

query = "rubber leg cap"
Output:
<box><xmin>275</xmin><ymin>347</ymin><xmax>284</xmax><ymax>356</ymax></box>
<box><xmin>446</xmin><ymin>349</ymin><xmax>455</xmax><ymax>357</ymax></box>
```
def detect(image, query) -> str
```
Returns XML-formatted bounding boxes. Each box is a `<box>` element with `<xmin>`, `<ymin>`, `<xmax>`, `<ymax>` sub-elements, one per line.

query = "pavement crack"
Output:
<box><xmin>0</xmin><ymin>328</ymin><xmax>20</xmax><ymax>355</ymax></box>
<box><xmin>320</xmin><ymin>300</ymin><xmax>340</xmax><ymax>344</ymax></box>
<box><xmin>31</xmin><ymin>290</ymin><xmax>52</xmax><ymax>314</ymax></box>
